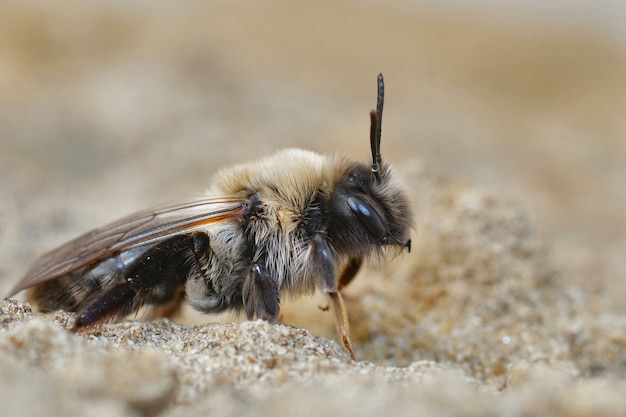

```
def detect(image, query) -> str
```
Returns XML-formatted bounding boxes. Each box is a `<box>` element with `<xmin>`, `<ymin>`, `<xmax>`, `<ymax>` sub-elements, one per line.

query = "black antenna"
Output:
<box><xmin>370</xmin><ymin>73</ymin><xmax>384</xmax><ymax>182</ymax></box>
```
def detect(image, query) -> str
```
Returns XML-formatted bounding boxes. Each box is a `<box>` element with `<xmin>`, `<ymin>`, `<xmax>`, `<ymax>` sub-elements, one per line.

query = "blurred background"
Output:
<box><xmin>1</xmin><ymin>0</ymin><xmax>625</xmax><ymax>313</ymax></box>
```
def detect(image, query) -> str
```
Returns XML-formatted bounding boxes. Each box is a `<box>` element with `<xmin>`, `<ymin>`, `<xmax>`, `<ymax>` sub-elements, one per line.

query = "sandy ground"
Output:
<box><xmin>1</xmin><ymin>1</ymin><xmax>625</xmax><ymax>416</ymax></box>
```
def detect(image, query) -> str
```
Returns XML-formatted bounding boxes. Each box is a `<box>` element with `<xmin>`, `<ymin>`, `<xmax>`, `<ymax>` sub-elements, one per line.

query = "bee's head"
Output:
<box><xmin>328</xmin><ymin>74</ymin><xmax>413</xmax><ymax>257</ymax></box>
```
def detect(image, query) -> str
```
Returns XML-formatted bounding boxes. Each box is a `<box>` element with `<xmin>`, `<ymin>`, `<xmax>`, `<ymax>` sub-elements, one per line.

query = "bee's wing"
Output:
<box><xmin>10</xmin><ymin>195</ymin><xmax>252</xmax><ymax>295</ymax></box>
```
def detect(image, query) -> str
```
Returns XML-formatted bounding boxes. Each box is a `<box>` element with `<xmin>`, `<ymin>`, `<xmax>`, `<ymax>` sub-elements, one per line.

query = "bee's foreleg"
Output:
<box><xmin>242</xmin><ymin>263</ymin><xmax>280</xmax><ymax>321</ymax></box>
<box><xmin>72</xmin><ymin>232</ymin><xmax>209</xmax><ymax>330</ymax></box>
<box><xmin>312</xmin><ymin>234</ymin><xmax>356</xmax><ymax>360</ymax></box>
<box><xmin>317</xmin><ymin>256</ymin><xmax>362</xmax><ymax>311</ymax></box>
<box><xmin>326</xmin><ymin>291</ymin><xmax>355</xmax><ymax>360</ymax></box>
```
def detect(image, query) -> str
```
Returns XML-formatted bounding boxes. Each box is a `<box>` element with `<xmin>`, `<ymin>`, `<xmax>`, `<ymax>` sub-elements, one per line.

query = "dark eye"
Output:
<box><xmin>347</xmin><ymin>196</ymin><xmax>387</xmax><ymax>240</ymax></box>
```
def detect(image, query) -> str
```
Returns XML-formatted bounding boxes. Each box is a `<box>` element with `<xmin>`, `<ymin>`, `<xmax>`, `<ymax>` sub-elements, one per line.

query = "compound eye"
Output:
<box><xmin>347</xmin><ymin>196</ymin><xmax>387</xmax><ymax>241</ymax></box>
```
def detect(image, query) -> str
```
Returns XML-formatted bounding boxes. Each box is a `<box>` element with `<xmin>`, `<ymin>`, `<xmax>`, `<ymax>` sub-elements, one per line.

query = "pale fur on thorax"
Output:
<box><xmin>203</xmin><ymin>149</ymin><xmax>345</xmax><ymax>295</ymax></box>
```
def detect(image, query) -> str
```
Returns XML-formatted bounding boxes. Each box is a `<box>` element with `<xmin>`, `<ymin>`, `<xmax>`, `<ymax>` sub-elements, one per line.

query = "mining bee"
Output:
<box><xmin>9</xmin><ymin>74</ymin><xmax>413</xmax><ymax>359</ymax></box>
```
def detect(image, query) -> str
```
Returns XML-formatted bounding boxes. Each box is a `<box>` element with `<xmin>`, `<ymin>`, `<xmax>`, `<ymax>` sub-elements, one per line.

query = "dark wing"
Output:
<box><xmin>9</xmin><ymin>195</ymin><xmax>252</xmax><ymax>295</ymax></box>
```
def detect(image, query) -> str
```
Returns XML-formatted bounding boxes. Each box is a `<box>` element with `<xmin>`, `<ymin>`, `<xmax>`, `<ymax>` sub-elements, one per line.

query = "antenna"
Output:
<box><xmin>370</xmin><ymin>73</ymin><xmax>384</xmax><ymax>182</ymax></box>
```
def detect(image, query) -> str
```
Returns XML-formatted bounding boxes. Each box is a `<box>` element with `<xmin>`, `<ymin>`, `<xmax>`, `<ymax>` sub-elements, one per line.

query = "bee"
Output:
<box><xmin>8</xmin><ymin>74</ymin><xmax>412</xmax><ymax>359</ymax></box>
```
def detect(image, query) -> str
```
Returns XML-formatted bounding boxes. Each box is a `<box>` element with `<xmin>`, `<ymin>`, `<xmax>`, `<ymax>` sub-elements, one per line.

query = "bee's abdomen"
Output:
<box><xmin>27</xmin><ymin>245</ymin><xmax>146</xmax><ymax>313</ymax></box>
<box><xmin>28</xmin><ymin>266</ymin><xmax>104</xmax><ymax>312</ymax></box>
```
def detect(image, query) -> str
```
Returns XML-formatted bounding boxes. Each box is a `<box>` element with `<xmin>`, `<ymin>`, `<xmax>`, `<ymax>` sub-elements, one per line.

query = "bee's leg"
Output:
<box><xmin>337</xmin><ymin>257</ymin><xmax>363</xmax><ymax>291</ymax></box>
<box><xmin>326</xmin><ymin>291</ymin><xmax>354</xmax><ymax>360</ymax></box>
<box><xmin>312</xmin><ymin>234</ymin><xmax>356</xmax><ymax>360</ymax></box>
<box><xmin>72</xmin><ymin>283</ymin><xmax>136</xmax><ymax>330</ymax></box>
<box><xmin>73</xmin><ymin>232</ymin><xmax>209</xmax><ymax>330</ymax></box>
<box><xmin>317</xmin><ymin>256</ymin><xmax>363</xmax><ymax>311</ymax></box>
<box><xmin>149</xmin><ymin>231</ymin><xmax>212</xmax><ymax>317</ymax></box>
<box><xmin>242</xmin><ymin>263</ymin><xmax>280</xmax><ymax>321</ymax></box>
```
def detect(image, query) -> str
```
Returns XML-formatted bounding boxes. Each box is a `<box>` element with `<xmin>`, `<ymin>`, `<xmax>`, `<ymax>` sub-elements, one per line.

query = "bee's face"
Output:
<box><xmin>328</xmin><ymin>162</ymin><xmax>412</xmax><ymax>256</ymax></box>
